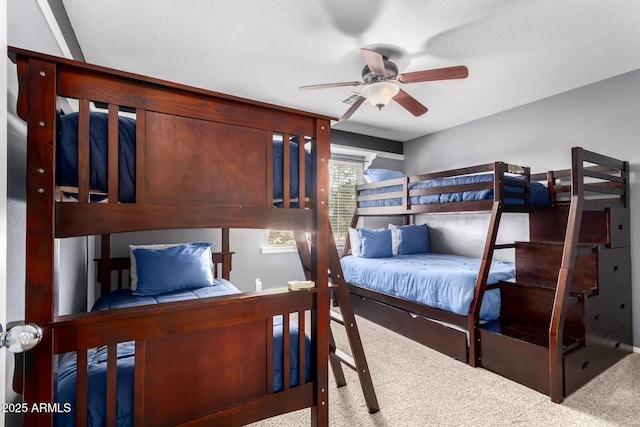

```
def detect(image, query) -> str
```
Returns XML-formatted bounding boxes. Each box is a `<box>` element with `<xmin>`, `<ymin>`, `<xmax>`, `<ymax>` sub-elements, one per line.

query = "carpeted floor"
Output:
<box><xmin>249</xmin><ymin>313</ymin><xmax>640</xmax><ymax>427</ymax></box>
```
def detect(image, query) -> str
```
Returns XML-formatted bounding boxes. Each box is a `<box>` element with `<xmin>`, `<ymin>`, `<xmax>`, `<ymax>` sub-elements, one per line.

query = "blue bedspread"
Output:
<box><xmin>341</xmin><ymin>253</ymin><xmax>514</xmax><ymax>320</ymax></box>
<box><xmin>55</xmin><ymin>279</ymin><xmax>311</xmax><ymax>427</ymax></box>
<box><xmin>359</xmin><ymin>173</ymin><xmax>550</xmax><ymax>207</ymax></box>
<box><xmin>57</xmin><ymin>112</ymin><xmax>312</xmax><ymax>203</ymax></box>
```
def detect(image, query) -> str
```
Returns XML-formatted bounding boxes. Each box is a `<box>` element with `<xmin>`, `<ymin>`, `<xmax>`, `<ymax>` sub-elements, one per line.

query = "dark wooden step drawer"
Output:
<box><xmin>596</xmin><ymin>247</ymin><xmax>631</xmax><ymax>293</ymax></box>
<box><xmin>600</xmin><ymin>324</ymin><xmax>633</xmax><ymax>368</ymax></box>
<box><xmin>563</xmin><ymin>344</ymin><xmax>600</xmax><ymax>396</ymax></box>
<box><xmin>586</xmin><ymin>286</ymin><xmax>632</xmax><ymax>336</ymax></box>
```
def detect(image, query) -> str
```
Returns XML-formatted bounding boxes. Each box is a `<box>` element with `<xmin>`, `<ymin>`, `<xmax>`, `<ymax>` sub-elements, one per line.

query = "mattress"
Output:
<box><xmin>358</xmin><ymin>173</ymin><xmax>550</xmax><ymax>207</ymax></box>
<box><xmin>56</xmin><ymin>112</ymin><xmax>312</xmax><ymax>203</ymax></box>
<box><xmin>54</xmin><ymin>279</ymin><xmax>311</xmax><ymax>427</ymax></box>
<box><xmin>340</xmin><ymin>253</ymin><xmax>515</xmax><ymax>320</ymax></box>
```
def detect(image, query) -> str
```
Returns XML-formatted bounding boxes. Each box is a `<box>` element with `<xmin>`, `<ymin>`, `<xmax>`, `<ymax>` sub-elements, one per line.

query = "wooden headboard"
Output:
<box><xmin>95</xmin><ymin>251</ymin><xmax>234</xmax><ymax>293</ymax></box>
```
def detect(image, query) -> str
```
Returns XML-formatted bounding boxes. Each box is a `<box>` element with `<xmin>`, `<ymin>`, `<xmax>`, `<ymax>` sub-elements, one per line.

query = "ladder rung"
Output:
<box><xmin>331</xmin><ymin>349</ymin><xmax>356</xmax><ymax>371</ymax></box>
<box><xmin>330</xmin><ymin>310</ymin><xmax>344</xmax><ymax>325</ymax></box>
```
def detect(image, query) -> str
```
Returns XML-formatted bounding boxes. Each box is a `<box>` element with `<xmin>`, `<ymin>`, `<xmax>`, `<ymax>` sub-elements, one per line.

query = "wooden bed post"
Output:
<box><xmin>310</xmin><ymin>119</ymin><xmax>331</xmax><ymax>427</ymax></box>
<box><xmin>549</xmin><ymin>147</ymin><xmax>584</xmax><ymax>403</ymax></box>
<box><xmin>21</xmin><ymin>56</ymin><xmax>58</xmax><ymax>426</ymax></box>
<box><xmin>340</xmin><ymin>211</ymin><xmax>360</xmax><ymax>258</ymax></box>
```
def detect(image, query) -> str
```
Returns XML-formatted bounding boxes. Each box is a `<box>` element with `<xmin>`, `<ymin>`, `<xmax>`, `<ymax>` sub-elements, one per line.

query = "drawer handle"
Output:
<box><xmin>620</xmin><ymin>303</ymin><xmax>626</xmax><ymax>310</ymax></box>
<box><xmin>582</xmin><ymin>361</ymin><xmax>589</xmax><ymax>370</ymax></box>
<box><xmin>618</xmin><ymin>224</ymin><xmax>624</xmax><ymax>230</ymax></box>
<box><xmin>613</xmin><ymin>265</ymin><xmax>619</xmax><ymax>272</ymax></box>
<box><xmin>594</xmin><ymin>314</ymin><xmax>601</xmax><ymax>321</ymax></box>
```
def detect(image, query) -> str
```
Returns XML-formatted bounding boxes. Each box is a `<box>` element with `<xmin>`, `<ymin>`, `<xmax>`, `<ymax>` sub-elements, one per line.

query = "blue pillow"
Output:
<box><xmin>132</xmin><ymin>242</ymin><xmax>214</xmax><ymax>296</ymax></box>
<box><xmin>397</xmin><ymin>224</ymin><xmax>430</xmax><ymax>255</ymax></box>
<box><xmin>357</xmin><ymin>228</ymin><xmax>393</xmax><ymax>258</ymax></box>
<box><xmin>364</xmin><ymin>168</ymin><xmax>404</xmax><ymax>183</ymax></box>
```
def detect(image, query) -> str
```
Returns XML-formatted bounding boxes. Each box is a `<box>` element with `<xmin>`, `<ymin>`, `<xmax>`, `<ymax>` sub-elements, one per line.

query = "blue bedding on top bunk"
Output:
<box><xmin>54</xmin><ymin>278</ymin><xmax>311</xmax><ymax>427</ymax></box>
<box><xmin>358</xmin><ymin>173</ymin><xmax>550</xmax><ymax>207</ymax></box>
<box><xmin>340</xmin><ymin>253</ymin><xmax>515</xmax><ymax>320</ymax></box>
<box><xmin>56</xmin><ymin>112</ymin><xmax>312</xmax><ymax>203</ymax></box>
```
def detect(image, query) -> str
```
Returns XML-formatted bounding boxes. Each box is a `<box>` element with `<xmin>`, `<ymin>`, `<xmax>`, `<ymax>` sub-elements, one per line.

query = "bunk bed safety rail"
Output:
<box><xmin>56</xmin><ymin>102</ymin><xmax>314</xmax><ymax>210</ymax></box>
<box><xmin>542</xmin><ymin>147</ymin><xmax>628</xmax><ymax>208</ymax></box>
<box><xmin>51</xmin><ymin>289</ymin><xmax>319</xmax><ymax>426</ymax></box>
<box><xmin>355</xmin><ymin>161</ymin><xmax>536</xmax><ymax>214</ymax></box>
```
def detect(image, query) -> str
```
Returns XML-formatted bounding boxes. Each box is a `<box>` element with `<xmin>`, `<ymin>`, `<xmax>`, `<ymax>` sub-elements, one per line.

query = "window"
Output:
<box><xmin>328</xmin><ymin>159</ymin><xmax>362</xmax><ymax>243</ymax></box>
<box><xmin>266</xmin><ymin>158</ymin><xmax>363</xmax><ymax>247</ymax></box>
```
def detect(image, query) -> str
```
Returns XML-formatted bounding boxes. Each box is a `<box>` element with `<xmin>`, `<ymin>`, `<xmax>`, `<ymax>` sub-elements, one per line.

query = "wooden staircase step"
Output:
<box><xmin>330</xmin><ymin>310</ymin><xmax>344</xmax><ymax>325</ymax></box>
<box><xmin>331</xmin><ymin>349</ymin><xmax>356</xmax><ymax>371</ymax></box>
<box><xmin>481</xmin><ymin>319</ymin><xmax>584</xmax><ymax>353</ymax></box>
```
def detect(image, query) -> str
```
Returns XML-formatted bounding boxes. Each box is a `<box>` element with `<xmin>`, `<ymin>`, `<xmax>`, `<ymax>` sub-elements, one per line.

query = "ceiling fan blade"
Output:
<box><xmin>397</xmin><ymin>65</ymin><xmax>469</xmax><ymax>84</ymax></box>
<box><xmin>361</xmin><ymin>48</ymin><xmax>387</xmax><ymax>76</ymax></box>
<box><xmin>299</xmin><ymin>81</ymin><xmax>362</xmax><ymax>91</ymax></box>
<box><xmin>339</xmin><ymin>96</ymin><xmax>366</xmax><ymax>121</ymax></box>
<box><xmin>393</xmin><ymin>89</ymin><xmax>428</xmax><ymax>117</ymax></box>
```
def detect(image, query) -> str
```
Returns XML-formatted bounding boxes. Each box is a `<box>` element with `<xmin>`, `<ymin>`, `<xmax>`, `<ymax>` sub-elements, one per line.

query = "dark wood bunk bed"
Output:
<box><xmin>340</xmin><ymin>148</ymin><xmax>632</xmax><ymax>403</ymax></box>
<box><xmin>10</xmin><ymin>46</ymin><xmax>335</xmax><ymax>426</ymax></box>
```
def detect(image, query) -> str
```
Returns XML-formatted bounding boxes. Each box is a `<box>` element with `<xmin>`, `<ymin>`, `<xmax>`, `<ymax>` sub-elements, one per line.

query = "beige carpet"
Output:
<box><xmin>249</xmin><ymin>314</ymin><xmax>640</xmax><ymax>427</ymax></box>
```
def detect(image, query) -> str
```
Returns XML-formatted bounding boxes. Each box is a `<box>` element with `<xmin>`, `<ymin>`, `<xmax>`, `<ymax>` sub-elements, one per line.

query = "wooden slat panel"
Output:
<box><xmin>298</xmin><ymin>137</ymin><xmax>306</xmax><ymax>207</ymax></box>
<box><xmin>283</xmin><ymin>134</ymin><xmax>290</xmax><ymax>207</ymax></box>
<box><xmin>106</xmin><ymin>345</ymin><xmax>118</xmax><ymax>427</ymax></box>
<box><xmin>107</xmin><ymin>104</ymin><xmax>120</xmax><ymax>203</ymax></box>
<box><xmin>298</xmin><ymin>311</ymin><xmax>306</xmax><ymax>386</ymax></box>
<box><xmin>266</xmin><ymin>133</ymin><xmax>274</xmax><ymax>206</ymax></box>
<box><xmin>283</xmin><ymin>313</ymin><xmax>290</xmax><ymax>390</ymax></box>
<box><xmin>134</xmin><ymin>341</ymin><xmax>146</xmax><ymax>426</ymax></box>
<box><xmin>76</xmin><ymin>349</ymin><xmax>88</xmax><ymax>427</ymax></box>
<box><xmin>266</xmin><ymin>317</ymin><xmax>274</xmax><ymax>394</ymax></box>
<box><xmin>77</xmin><ymin>99</ymin><xmax>91</xmax><ymax>203</ymax></box>
<box><xmin>135</xmin><ymin>109</ymin><xmax>146</xmax><ymax>203</ymax></box>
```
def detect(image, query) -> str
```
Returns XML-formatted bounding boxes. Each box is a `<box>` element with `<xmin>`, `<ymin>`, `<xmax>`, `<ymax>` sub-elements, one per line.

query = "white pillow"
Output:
<box><xmin>348</xmin><ymin>228</ymin><xmax>361</xmax><ymax>257</ymax></box>
<box><xmin>129</xmin><ymin>243</ymin><xmax>182</xmax><ymax>290</ymax></box>
<box><xmin>388</xmin><ymin>224</ymin><xmax>399</xmax><ymax>256</ymax></box>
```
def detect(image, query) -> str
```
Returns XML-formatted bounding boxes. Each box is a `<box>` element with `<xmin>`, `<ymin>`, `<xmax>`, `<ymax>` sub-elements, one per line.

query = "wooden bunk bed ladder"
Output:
<box><xmin>294</xmin><ymin>229</ymin><xmax>380</xmax><ymax>414</ymax></box>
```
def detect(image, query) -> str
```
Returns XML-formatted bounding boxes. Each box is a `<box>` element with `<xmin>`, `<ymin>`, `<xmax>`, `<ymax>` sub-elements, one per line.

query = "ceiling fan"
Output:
<box><xmin>299</xmin><ymin>48</ymin><xmax>469</xmax><ymax>121</ymax></box>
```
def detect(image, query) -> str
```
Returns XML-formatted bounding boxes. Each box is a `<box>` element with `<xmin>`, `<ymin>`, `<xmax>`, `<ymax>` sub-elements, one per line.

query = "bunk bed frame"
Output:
<box><xmin>342</xmin><ymin>149</ymin><xmax>632</xmax><ymax>402</ymax></box>
<box><xmin>10</xmin><ymin>46</ymin><xmax>334</xmax><ymax>426</ymax></box>
<box><xmin>341</xmin><ymin>161</ymin><xmax>536</xmax><ymax>365</ymax></box>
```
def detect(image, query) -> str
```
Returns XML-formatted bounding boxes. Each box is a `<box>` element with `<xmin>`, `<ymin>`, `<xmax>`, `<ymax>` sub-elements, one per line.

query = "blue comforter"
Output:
<box><xmin>341</xmin><ymin>253</ymin><xmax>514</xmax><ymax>320</ymax></box>
<box><xmin>55</xmin><ymin>279</ymin><xmax>311</xmax><ymax>427</ymax></box>
<box><xmin>56</xmin><ymin>112</ymin><xmax>312</xmax><ymax>203</ymax></box>
<box><xmin>359</xmin><ymin>173</ymin><xmax>550</xmax><ymax>207</ymax></box>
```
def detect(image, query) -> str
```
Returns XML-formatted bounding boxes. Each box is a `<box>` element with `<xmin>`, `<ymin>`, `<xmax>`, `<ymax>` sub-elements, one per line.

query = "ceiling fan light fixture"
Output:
<box><xmin>362</xmin><ymin>81</ymin><xmax>399</xmax><ymax>110</ymax></box>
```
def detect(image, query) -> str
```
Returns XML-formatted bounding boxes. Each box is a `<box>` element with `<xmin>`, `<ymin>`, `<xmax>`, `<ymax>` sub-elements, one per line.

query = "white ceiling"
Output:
<box><xmin>55</xmin><ymin>1</ymin><xmax>640</xmax><ymax>141</ymax></box>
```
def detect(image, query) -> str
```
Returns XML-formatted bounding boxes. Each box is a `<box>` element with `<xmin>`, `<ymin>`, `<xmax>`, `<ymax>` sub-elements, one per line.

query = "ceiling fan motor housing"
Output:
<box><xmin>362</xmin><ymin>58</ymin><xmax>398</xmax><ymax>83</ymax></box>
